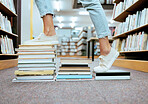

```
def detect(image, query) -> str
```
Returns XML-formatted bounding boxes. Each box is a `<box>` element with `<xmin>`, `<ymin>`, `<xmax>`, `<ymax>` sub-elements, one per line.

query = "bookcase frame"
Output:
<box><xmin>112</xmin><ymin>0</ymin><xmax>148</xmax><ymax>72</ymax></box>
<box><xmin>0</xmin><ymin>0</ymin><xmax>19</xmax><ymax>70</ymax></box>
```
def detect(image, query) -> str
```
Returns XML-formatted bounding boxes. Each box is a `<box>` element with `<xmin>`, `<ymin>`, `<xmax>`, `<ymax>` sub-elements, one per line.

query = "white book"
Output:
<box><xmin>18</xmin><ymin>51</ymin><xmax>54</xmax><ymax>54</ymax></box>
<box><xmin>18</xmin><ymin>58</ymin><xmax>54</xmax><ymax>63</ymax></box>
<box><xmin>58</xmin><ymin>72</ymin><xmax>91</xmax><ymax>75</ymax></box>
<box><xmin>95</xmin><ymin>76</ymin><xmax>130</xmax><ymax>80</ymax></box>
<box><xmin>16</xmin><ymin>76</ymin><xmax>54</xmax><ymax>80</ymax></box>
<box><xmin>18</xmin><ymin>54</ymin><xmax>55</xmax><ymax>58</ymax></box>
<box><xmin>18</xmin><ymin>64</ymin><xmax>55</xmax><ymax>67</ymax></box>
<box><xmin>18</xmin><ymin>67</ymin><xmax>56</xmax><ymax>71</ymax></box>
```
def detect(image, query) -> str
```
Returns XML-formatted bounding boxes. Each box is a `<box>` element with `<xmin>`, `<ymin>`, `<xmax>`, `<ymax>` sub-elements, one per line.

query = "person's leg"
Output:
<box><xmin>35</xmin><ymin>0</ymin><xmax>56</xmax><ymax>36</ymax></box>
<box><xmin>42</xmin><ymin>15</ymin><xmax>56</xmax><ymax>36</ymax></box>
<box><xmin>79</xmin><ymin>0</ymin><xmax>111</xmax><ymax>56</ymax></box>
<box><xmin>79</xmin><ymin>0</ymin><xmax>119</xmax><ymax>72</ymax></box>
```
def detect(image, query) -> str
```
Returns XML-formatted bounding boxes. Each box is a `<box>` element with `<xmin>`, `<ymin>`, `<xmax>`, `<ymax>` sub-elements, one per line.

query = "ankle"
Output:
<box><xmin>100</xmin><ymin>47</ymin><xmax>111</xmax><ymax>56</ymax></box>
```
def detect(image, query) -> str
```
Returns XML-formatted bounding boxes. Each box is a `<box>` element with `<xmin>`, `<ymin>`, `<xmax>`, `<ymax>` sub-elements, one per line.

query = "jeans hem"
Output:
<box><xmin>97</xmin><ymin>34</ymin><xmax>109</xmax><ymax>39</ymax></box>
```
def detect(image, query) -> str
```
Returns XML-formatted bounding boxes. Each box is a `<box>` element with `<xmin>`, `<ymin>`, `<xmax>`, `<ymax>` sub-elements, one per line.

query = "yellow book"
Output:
<box><xmin>15</xmin><ymin>70</ymin><xmax>54</xmax><ymax>76</ymax></box>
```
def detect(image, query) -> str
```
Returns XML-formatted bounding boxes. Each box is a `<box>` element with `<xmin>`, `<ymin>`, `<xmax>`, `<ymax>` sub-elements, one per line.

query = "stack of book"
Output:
<box><xmin>13</xmin><ymin>45</ymin><xmax>57</xmax><ymax>82</ymax></box>
<box><xmin>112</xmin><ymin>31</ymin><xmax>148</xmax><ymax>52</ymax></box>
<box><xmin>0</xmin><ymin>35</ymin><xmax>14</xmax><ymax>54</ymax></box>
<box><xmin>56</xmin><ymin>59</ymin><xmax>93</xmax><ymax>81</ymax></box>
<box><xmin>114</xmin><ymin>9</ymin><xmax>148</xmax><ymax>36</ymax></box>
<box><xmin>0</xmin><ymin>12</ymin><xmax>12</xmax><ymax>33</ymax></box>
<box><xmin>77</xmin><ymin>32</ymin><xmax>87</xmax><ymax>56</ymax></box>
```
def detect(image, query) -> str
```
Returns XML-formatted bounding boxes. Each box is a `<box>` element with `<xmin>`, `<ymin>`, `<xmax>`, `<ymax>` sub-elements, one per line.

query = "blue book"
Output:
<box><xmin>57</xmin><ymin>75</ymin><xmax>92</xmax><ymax>79</ymax></box>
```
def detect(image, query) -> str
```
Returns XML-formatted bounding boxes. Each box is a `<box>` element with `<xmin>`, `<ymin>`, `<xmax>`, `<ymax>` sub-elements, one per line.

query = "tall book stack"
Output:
<box><xmin>77</xmin><ymin>31</ymin><xmax>87</xmax><ymax>56</ymax></box>
<box><xmin>56</xmin><ymin>59</ymin><xmax>93</xmax><ymax>81</ymax></box>
<box><xmin>61</xmin><ymin>38</ymin><xmax>70</xmax><ymax>56</ymax></box>
<box><xmin>13</xmin><ymin>45</ymin><xmax>57</xmax><ymax>82</ymax></box>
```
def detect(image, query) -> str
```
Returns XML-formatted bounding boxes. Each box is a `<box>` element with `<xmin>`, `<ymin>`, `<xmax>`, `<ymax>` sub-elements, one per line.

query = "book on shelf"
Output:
<box><xmin>0</xmin><ymin>12</ymin><xmax>12</xmax><ymax>33</ymax></box>
<box><xmin>0</xmin><ymin>35</ymin><xmax>14</xmax><ymax>54</ymax></box>
<box><xmin>113</xmin><ymin>0</ymin><xmax>139</xmax><ymax>19</ymax></box>
<box><xmin>112</xmin><ymin>31</ymin><xmax>148</xmax><ymax>52</ymax></box>
<box><xmin>114</xmin><ymin>8</ymin><xmax>148</xmax><ymax>36</ymax></box>
<box><xmin>100</xmin><ymin>0</ymin><xmax>113</xmax><ymax>4</ymax></box>
<box><xmin>0</xmin><ymin>0</ymin><xmax>16</xmax><ymax>14</ymax></box>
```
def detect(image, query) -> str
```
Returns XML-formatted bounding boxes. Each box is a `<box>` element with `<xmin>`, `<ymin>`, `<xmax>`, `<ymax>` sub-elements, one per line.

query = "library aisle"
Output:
<box><xmin>0</xmin><ymin>0</ymin><xmax>148</xmax><ymax>103</ymax></box>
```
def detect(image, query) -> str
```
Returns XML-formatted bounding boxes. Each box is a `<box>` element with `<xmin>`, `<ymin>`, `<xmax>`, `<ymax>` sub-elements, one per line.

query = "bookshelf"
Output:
<box><xmin>113</xmin><ymin>0</ymin><xmax>148</xmax><ymax>22</ymax></box>
<box><xmin>0</xmin><ymin>2</ymin><xmax>17</xmax><ymax>17</ymax></box>
<box><xmin>0</xmin><ymin>0</ymin><xmax>18</xmax><ymax>70</ymax></box>
<box><xmin>113</xmin><ymin>24</ymin><xmax>148</xmax><ymax>39</ymax></box>
<box><xmin>112</xmin><ymin>0</ymin><xmax>148</xmax><ymax>72</ymax></box>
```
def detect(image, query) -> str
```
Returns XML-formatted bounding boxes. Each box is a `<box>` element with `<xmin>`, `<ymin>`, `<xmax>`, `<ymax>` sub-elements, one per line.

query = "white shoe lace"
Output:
<box><xmin>99</xmin><ymin>55</ymin><xmax>106</xmax><ymax>67</ymax></box>
<box><xmin>37</xmin><ymin>34</ymin><xmax>43</xmax><ymax>40</ymax></box>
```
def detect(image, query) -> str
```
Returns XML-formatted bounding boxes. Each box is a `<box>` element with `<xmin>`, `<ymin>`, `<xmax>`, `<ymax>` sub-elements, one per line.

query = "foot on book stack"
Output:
<box><xmin>12</xmin><ymin>44</ymin><xmax>58</xmax><ymax>82</ymax></box>
<box><xmin>23</xmin><ymin>33</ymin><xmax>59</xmax><ymax>45</ymax></box>
<box><xmin>56</xmin><ymin>58</ymin><xmax>94</xmax><ymax>81</ymax></box>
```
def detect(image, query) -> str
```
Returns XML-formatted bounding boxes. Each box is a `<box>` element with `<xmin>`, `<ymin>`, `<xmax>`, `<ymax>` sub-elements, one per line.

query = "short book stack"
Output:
<box><xmin>56</xmin><ymin>59</ymin><xmax>93</xmax><ymax>81</ymax></box>
<box><xmin>13</xmin><ymin>45</ymin><xmax>57</xmax><ymax>82</ymax></box>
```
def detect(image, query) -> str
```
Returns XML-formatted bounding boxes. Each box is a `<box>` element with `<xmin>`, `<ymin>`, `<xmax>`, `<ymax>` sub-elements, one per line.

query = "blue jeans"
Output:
<box><xmin>35</xmin><ymin>0</ymin><xmax>110</xmax><ymax>38</ymax></box>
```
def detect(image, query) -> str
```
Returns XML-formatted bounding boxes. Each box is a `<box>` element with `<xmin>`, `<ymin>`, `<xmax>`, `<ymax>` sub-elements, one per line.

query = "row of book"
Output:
<box><xmin>114</xmin><ymin>8</ymin><xmax>148</xmax><ymax>36</ymax></box>
<box><xmin>112</xmin><ymin>31</ymin><xmax>148</xmax><ymax>52</ymax></box>
<box><xmin>100</xmin><ymin>0</ymin><xmax>113</xmax><ymax>4</ymax></box>
<box><xmin>0</xmin><ymin>0</ymin><xmax>16</xmax><ymax>14</ymax></box>
<box><xmin>0</xmin><ymin>35</ymin><xmax>14</xmax><ymax>54</ymax></box>
<box><xmin>113</xmin><ymin>0</ymin><xmax>138</xmax><ymax>18</ymax></box>
<box><xmin>0</xmin><ymin>12</ymin><xmax>12</xmax><ymax>33</ymax></box>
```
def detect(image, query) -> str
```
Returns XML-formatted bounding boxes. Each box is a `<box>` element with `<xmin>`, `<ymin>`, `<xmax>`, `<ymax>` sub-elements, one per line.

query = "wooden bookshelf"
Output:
<box><xmin>0</xmin><ymin>1</ymin><xmax>18</xmax><ymax>70</ymax></box>
<box><xmin>0</xmin><ymin>29</ymin><xmax>18</xmax><ymax>37</ymax></box>
<box><xmin>113</xmin><ymin>0</ymin><xmax>148</xmax><ymax>72</ymax></box>
<box><xmin>113</xmin><ymin>59</ymin><xmax>148</xmax><ymax>72</ymax></box>
<box><xmin>0</xmin><ymin>2</ymin><xmax>17</xmax><ymax>17</ymax></box>
<box><xmin>0</xmin><ymin>54</ymin><xmax>18</xmax><ymax>56</ymax></box>
<box><xmin>113</xmin><ymin>24</ymin><xmax>148</xmax><ymax>39</ymax></box>
<box><xmin>0</xmin><ymin>59</ymin><xmax>18</xmax><ymax>70</ymax></box>
<box><xmin>114</xmin><ymin>0</ymin><xmax>148</xmax><ymax>22</ymax></box>
<box><xmin>113</xmin><ymin>0</ymin><xmax>124</xmax><ymax>4</ymax></box>
<box><xmin>120</xmin><ymin>50</ymin><xmax>148</xmax><ymax>53</ymax></box>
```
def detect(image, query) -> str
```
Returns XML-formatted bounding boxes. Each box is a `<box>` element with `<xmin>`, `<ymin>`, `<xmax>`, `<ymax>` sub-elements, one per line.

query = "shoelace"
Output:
<box><xmin>99</xmin><ymin>55</ymin><xmax>106</xmax><ymax>67</ymax></box>
<box><xmin>37</xmin><ymin>34</ymin><xmax>43</xmax><ymax>40</ymax></box>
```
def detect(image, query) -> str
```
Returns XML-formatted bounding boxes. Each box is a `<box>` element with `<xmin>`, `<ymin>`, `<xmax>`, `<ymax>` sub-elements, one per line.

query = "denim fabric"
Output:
<box><xmin>35</xmin><ymin>0</ymin><xmax>110</xmax><ymax>38</ymax></box>
<box><xmin>35</xmin><ymin>0</ymin><xmax>54</xmax><ymax>17</ymax></box>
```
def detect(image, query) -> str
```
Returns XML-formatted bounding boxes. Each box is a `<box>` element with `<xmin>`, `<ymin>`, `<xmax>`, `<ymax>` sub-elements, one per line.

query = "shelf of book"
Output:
<box><xmin>113</xmin><ymin>0</ymin><xmax>148</xmax><ymax>22</ymax></box>
<box><xmin>120</xmin><ymin>50</ymin><xmax>148</xmax><ymax>53</ymax></box>
<box><xmin>0</xmin><ymin>2</ymin><xmax>17</xmax><ymax>17</ymax></box>
<box><xmin>113</xmin><ymin>24</ymin><xmax>148</xmax><ymax>39</ymax></box>
<box><xmin>0</xmin><ymin>29</ymin><xmax>18</xmax><ymax>37</ymax></box>
<box><xmin>113</xmin><ymin>0</ymin><xmax>124</xmax><ymax>4</ymax></box>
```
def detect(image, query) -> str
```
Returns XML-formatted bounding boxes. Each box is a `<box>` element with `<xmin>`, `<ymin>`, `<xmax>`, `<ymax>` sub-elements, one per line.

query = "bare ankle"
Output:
<box><xmin>100</xmin><ymin>47</ymin><xmax>111</xmax><ymax>56</ymax></box>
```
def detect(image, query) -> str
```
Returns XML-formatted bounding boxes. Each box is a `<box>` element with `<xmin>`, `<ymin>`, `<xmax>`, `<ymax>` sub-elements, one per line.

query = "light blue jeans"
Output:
<box><xmin>35</xmin><ymin>0</ymin><xmax>110</xmax><ymax>38</ymax></box>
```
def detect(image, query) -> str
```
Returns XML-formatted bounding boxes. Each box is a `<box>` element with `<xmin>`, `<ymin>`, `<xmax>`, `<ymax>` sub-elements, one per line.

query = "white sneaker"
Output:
<box><xmin>94</xmin><ymin>48</ymin><xmax>119</xmax><ymax>73</ymax></box>
<box><xmin>23</xmin><ymin>33</ymin><xmax>59</xmax><ymax>45</ymax></box>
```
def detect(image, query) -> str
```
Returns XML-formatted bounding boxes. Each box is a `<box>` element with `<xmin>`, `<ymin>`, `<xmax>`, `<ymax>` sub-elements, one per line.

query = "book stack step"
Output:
<box><xmin>94</xmin><ymin>70</ymin><xmax>130</xmax><ymax>80</ymax></box>
<box><xmin>56</xmin><ymin>59</ymin><xmax>93</xmax><ymax>81</ymax></box>
<box><xmin>12</xmin><ymin>45</ymin><xmax>57</xmax><ymax>82</ymax></box>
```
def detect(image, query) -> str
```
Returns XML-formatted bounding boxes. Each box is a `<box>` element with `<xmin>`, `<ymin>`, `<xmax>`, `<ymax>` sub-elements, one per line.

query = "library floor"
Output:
<box><xmin>0</xmin><ymin>66</ymin><xmax>148</xmax><ymax>104</ymax></box>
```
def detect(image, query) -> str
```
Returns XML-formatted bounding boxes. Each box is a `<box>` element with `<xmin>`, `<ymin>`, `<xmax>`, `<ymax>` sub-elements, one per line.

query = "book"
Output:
<box><xmin>18</xmin><ymin>67</ymin><xmax>56</xmax><ymax>71</ymax></box>
<box><xmin>56</xmin><ymin>75</ymin><xmax>92</xmax><ymax>79</ymax></box>
<box><xmin>113</xmin><ymin>31</ymin><xmax>148</xmax><ymax>52</ymax></box>
<box><xmin>16</xmin><ymin>76</ymin><xmax>54</xmax><ymax>80</ymax></box>
<box><xmin>18</xmin><ymin>64</ymin><xmax>55</xmax><ymax>68</ymax></box>
<box><xmin>18</xmin><ymin>54</ymin><xmax>55</xmax><ymax>58</ymax></box>
<box><xmin>15</xmin><ymin>70</ymin><xmax>54</xmax><ymax>76</ymax></box>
